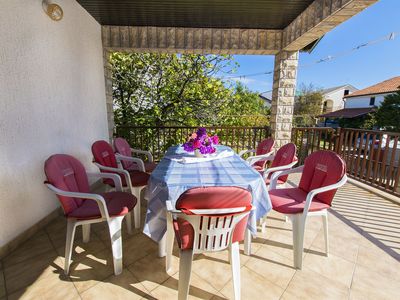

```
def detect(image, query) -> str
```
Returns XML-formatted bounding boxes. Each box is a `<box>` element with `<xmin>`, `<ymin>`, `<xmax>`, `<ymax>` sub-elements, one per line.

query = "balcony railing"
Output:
<box><xmin>292</xmin><ymin>127</ymin><xmax>400</xmax><ymax>196</ymax></box>
<box><xmin>116</xmin><ymin>125</ymin><xmax>271</xmax><ymax>162</ymax></box>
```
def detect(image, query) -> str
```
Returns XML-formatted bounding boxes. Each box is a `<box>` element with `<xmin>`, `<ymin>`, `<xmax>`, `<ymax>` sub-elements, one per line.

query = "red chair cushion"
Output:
<box><xmin>253</xmin><ymin>160</ymin><xmax>267</xmax><ymax>170</ymax></box>
<box><xmin>44</xmin><ymin>154</ymin><xmax>90</xmax><ymax>214</ymax></box>
<box><xmin>269</xmin><ymin>188</ymin><xmax>330</xmax><ymax>214</ymax></box>
<box><xmin>92</xmin><ymin>140</ymin><xmax>118</xmax><ymax>169</ymax></box>
<box><xmin>266</xmin><ymin>143</ymin><xmax>297</xmax><ymax>183</ymax></box>
<box><xmin>298</xmin><ymin>150</ymin><xmax>346</xmax><ymax>205</ymax></box>
<box><xmin>104</xmin><ymin>170</ymin><xmax>150</xmax><ymax>187</ymax></box>
<box><xmin>265</xmin><ymin>178</ymin><xmax>285</xmax><ymax>186</ymax></box>
<box><xmin>256</xmin><ymin>138</ymin><xmax>275</xmax><ymax>155</ymax></box>
<box><xmin>67</xmin><ymin>191</ymin><xmax>136</xmax><ymax>220</ymax></box>
<box><xmin>173</xmin><ymin>187</ymin><xmax>252</xmax><ymax>250</ymax></box>
<box><xmin>126</xmin><ymin>161</ymin><xmax>158</xmax><ymax>173</ymax></box>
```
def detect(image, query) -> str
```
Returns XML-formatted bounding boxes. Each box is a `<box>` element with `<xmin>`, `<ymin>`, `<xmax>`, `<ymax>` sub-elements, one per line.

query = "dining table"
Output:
<box><xmin>143</xmin><ymin>144</ymin><xmax>272</xmax><ymax>257</ymax></box>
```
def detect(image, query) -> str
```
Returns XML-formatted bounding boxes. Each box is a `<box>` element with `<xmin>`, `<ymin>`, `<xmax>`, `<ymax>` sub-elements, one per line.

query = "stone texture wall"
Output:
<box><xmin>270</xmin><ymin>51</ymin><xmax>299</xmax><ymax>147</ymax></box>
<box><xmin>103</xmin><ymin>50</ymin><xmax>115</xmax><ymax>141</ymax></box>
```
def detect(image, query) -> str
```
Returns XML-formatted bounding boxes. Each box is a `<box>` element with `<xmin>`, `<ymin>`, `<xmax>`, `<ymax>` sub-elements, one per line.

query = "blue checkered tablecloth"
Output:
<box><xmin>143</xmin><ymin>145</ymin><xmax>272</xmax><ymax>242</ymax></box>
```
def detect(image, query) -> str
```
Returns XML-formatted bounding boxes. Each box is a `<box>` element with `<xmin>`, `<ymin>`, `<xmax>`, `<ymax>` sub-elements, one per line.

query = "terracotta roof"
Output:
<box><xmin>318</xmin><ymin>107</ymin><xmax>376</xmax><ymax>119</ymax></box>
<box><xmin>345</xmin><ymin>76</ymin><xmax>400</xmax><ymax>98</ymax></box>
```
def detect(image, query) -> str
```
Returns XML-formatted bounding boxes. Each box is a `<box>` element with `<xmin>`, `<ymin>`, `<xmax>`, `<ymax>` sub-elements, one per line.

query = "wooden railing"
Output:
<box><xmin>292</xmin><ymin>127</ymin><xmax>400</xmax><ymax>196</ymax></box>
<box><xmin>116</xmin><ymin>125</ymin><xmax>271</xmax><ymax>162</ymax></box>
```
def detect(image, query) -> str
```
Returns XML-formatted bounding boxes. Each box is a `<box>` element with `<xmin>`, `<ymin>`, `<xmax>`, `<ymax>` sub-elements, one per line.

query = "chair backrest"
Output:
<box><xmin>299</xmin><ymin>150</ymin><xmax>346</xmax><ymax>205</ymax></box>
<box><xmin>270</xmin><ymin>143</ymin><xmax>297</xmax><ymax>182</ymax></box>
<box><xmin>256</xmin><ymin>138</ymin><xmax>275</xmax><ymax>155</ymax></box>
<box><xmin>114</xmin><ymin>137</ymin><xmax>134</xmax><ymax>170</ymax></box>
<box><xmin>92</xmin><ymin>140</ymin><xmax>118</xmax><ymax>169</ymax></box>
<box><xmin>173</xmin><ymin>187</ymin><xmax>252</xmax><ymax>253</ymax></box>
<box><xmin>44</xmin><ymin>154</ymin><xmax>89</xmax><ymax>214</ymax></box>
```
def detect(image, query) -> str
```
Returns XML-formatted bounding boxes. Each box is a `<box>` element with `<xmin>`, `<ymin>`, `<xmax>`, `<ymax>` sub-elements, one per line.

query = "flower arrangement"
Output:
<box><xmin>182</xmin><ymin>127</ymin><xmax>219</xmax><ymax>155</ymax></box>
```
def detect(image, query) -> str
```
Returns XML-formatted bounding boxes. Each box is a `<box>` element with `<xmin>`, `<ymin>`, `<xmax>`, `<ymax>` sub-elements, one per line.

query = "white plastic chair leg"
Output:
<box><xmin>178</xmin><ymin>250</ymin><xmax>194</xmax><ymax>300</ymax></box>
<box><xmin>132</xmin><ymin>186</ymin><xmax>144</xmax><ymax>229</ymax></box>
<box><xmin>291</xmin><ymin>214</ymin><xmax>306</xmax><ymax>269</ymax></box>
<box><xmin>261</xmin><ymin>216</ymin><xmax>267</xmax><ymax>233</ymax></box>
<box><xmin>322</xmin><ymin>213</ymin><xmax>329</xmax><ymax>256</ymax></box>
<box><xmin>82</xmin><ymin>224</ymin><xmax>90</xmax><ymax>243</ymax></box>
<box><xmin>230</xmin><ymin>242</ymin><xmax>241</xmax><ymax>300</ymax></box>
<box><xmin>108</xmin><ymin>216</ymin><xmax>124</xmax><ymax>275</ymax></box>
<box><xmin>65</xmin><ymin>220</ymin><xmax>77</xmax><ymax>275</ymax></box>
<box><xmin>125</xmin><ymin>212</ymin><xmax>133</xmax><ymax>234</ymax></box>
<box><xmin>244</xmin><ymin>229</ymin><xmax>251</xmax><ymax>255</ymax></box>
<box><xmin>166</xmin><ymin>213</ymin><xmax>175</xmax><ymax>273</ymax></box>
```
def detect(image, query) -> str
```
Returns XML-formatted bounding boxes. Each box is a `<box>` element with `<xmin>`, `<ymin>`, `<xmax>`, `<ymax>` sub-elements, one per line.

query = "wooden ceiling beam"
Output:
<box><xmin>102</xmin><ymin>26</ymin><xmax>282</xmax><ymax>54</ymax></box>
<box><xmin>282</xmin><ymin>0</ymin><xmax>379</xmax><ymax>51</ymax></box>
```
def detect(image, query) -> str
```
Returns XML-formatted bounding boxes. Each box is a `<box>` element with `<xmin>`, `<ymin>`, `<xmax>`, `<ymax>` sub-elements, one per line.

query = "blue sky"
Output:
<box><xmin>228</xmin><ymin>0</ymin><xmax>400</xmax><ymax>93</ymax></box>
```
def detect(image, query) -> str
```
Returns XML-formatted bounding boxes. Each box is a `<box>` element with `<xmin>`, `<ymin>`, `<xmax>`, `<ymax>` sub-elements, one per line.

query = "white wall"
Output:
<box><xmin>323</xmin><ymin>85</ymin><xmax>358</xmax><ymax>111</ymax></box>
<box><xmin>0</xmin><ymin>0</ymin><xmax>108</xmax><ymax>247</ymax></box>
<box><xmin>344</xmin><ymin>93</ymin><xmax>388</xmax><ymax>108</ymax></box>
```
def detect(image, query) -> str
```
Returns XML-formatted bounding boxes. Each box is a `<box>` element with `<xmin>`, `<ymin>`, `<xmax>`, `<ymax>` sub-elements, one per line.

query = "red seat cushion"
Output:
<box><xmin>265</xmin><ymin>178</ymin><xmax>285</xmax><ymax>186</ymax></box>
<box><xmin>114</xmin><ymin>137</ymin><xmax>157</xmax><ymax>173</ymax></box>
<box><xmin>298</xmin><ymin>150</ymin><xmax>345</xmax><ymax>206</ymax></box>
<box><xmin>256</xmin><ymin>138</ymin><xmax>275</xmax><ymax>156</ymax></box>
<box><xmin>173</xmin><ymin>187</ymin><xmax>252</xmax><ymax>250</ymax></box>
<box><xmin>126</xmin><ymin>161</ymin><xmax>158</xmax><ymax>173</ymax></box>
<box><xmin>253</xmin><ymin>160</ymin><xmax>267</xmax><ymax>170</ymax></box>
<box><xmin>104</xmin><ymin>170</ymin><xmax>150</xmax><ymax>187</ymax></box>
<box><xmin>269</xmin><ymin>188</ymin><xmax>330</xmax><ymax>214</ymax></box>
<box><xmin>67</xmin><ymin>191</ymin><xmax>136</xmax><ymax>220</ymax></box>
<box><xmin>44</xmin><ymin>154</ymin><xmax>91</xmax><ymax>215</ymax></box>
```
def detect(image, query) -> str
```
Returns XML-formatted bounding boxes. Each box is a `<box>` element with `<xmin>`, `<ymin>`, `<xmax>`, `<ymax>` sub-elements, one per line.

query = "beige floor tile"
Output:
<box><xmin>7</xmin><ymin>273</ymin><xmax>79</xmax><ymax>300</ymax></box>
<box><xmin>245</xmin><ymin>244</ymin><xmax>295</xmax><ymax>289</ymax></box>
<box><xmin>283</xmin><ymin>268</ymin><xmax>349</xmax><ymax>300</ymax></box>
<box><xmin>191</xmin><ymin>253</ymin><xmax>233</xmax><ymax>291</ymax></box>
<box><xmin>356</xmin><ymin>244</ymin><xmax>400</xmax><ymax>281</ymax></box>
<box><xmin>220</xmin><ymin>266</ymin><xmax>284</xmax><ymax>300</ymax></box>
<box><xmin>350</xmin><ymin>264</ymin><xmax>400</xmax><ymax>300</ymax></box>
<box><xmin>122</xmin><ymin>233</ymin><xmax>159</xmax><ymax>267</ymax></box>
<box><xmin>3</xmin><ymin>231</ymin><xmax>54</xmax><ymax>268</ymax></box>
<box><xmin>303</xmin><ymin>252</ymin><xmax>356</xmax><ymax>288</ymax></box>
<box><xmin>309</xmin><ymin>229</ymin><xmax>360</xmax><ymax>263</ymax></box>
<box><xmin>3</xmin><ymin>250</ymin><xmax>62</xmax><ymax>294</ymax></box>
<box><xmin>68</xmin><ymin>249</ymin><xmax>115</xmax><ymax>294</ymax></box>
<box><xmin>150</xmin><ymin>271</ymin><xmax>220</xmax><ymax>300</ymax></box>
<box><xmin>0</xmin><ymin>269</ymin><xmax>5</xmax><ymax>298</ymax></box>
<box><xmin>128</xmin><ymin>252</ymin><xmax>176</xmax><ymax>292</ymax></box>
<box><xmin>81</xmin><ymin>269</ymin><xmax>152</xmax><ymax>300</ymax></box>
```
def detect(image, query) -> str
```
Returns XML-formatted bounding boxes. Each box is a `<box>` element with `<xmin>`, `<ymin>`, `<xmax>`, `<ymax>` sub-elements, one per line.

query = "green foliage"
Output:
<box><xmin>110</xmin><ymin>52</ymin><xmax>269</xmax><ymax>127</ymax></box>
<box><xmin>338</xmin><ymin>113</ymin><xmax>376</xmax><ymax>129</ymax></box>
<box><xmin>293</xmin><ymin>83</ymin><xmax>323</xmax><ymax>127</ymax></box>
<box><xmin>375</xmin><ymin>90</ymin><xmax>400</xmax><ymax>132</ymax></box>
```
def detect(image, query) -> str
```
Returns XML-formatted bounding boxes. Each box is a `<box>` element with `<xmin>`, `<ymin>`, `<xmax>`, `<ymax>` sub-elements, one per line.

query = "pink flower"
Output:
<box><xmin>193</xmin><ymin>140</ymin><xmax>202</xmax><ymax>149</ymax></box>
<box><xmin>191</xmin><ymin>133</ymin><xmax>197</xmax><ymax>139</ymax></box>
<box><xmin>211</xmin><ymin>135</ymin><xmax>219</xmax><ymax>145</ymax></box>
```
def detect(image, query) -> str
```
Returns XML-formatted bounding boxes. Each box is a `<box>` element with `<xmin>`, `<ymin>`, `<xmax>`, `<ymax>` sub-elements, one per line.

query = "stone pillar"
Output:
<box><xmin>103</xmin><ymin>50</ymin><xmax>114</xmax><ymax>141</ymax></box>
<box><xmin>270</xmin><ymin>51</ymin><xmax>299</xmax><ymax>148</ymax></box>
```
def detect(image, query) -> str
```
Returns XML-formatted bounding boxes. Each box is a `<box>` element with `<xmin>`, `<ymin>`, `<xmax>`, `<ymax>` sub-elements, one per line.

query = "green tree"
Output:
<box><xmin>375</xmin><ymin>90</ymin><xmax>400</xmax><ymax>132</ymax></box>
<box><xmin>110</xmin><ymin>52</ymin><xmax>269</xmax><ymax>127</ymax></box>
<box><xmin>293</xmin><ymin>84</ymin><xmax>323</xmax><ymax>126</ymax></box>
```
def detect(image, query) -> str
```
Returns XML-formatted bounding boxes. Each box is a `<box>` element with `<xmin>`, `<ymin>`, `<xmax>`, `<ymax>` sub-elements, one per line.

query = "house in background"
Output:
<box><xmin>259</xmin><ymin>91</ymin><xmax>272</xmax><ymax>108</ymax></box>
<box><xmin>322</xmin><ymin>84</ymin><xmax>358</xmax><ymax>113</ymax></box>
<box><xmin>344</xmin><ymin>76</ymin><xmax>400</xmax><ymax>108</ymax></box>
<box><xmin>319</xmin><ymin>76</ymin><xmax>400</xmax><ymax>127</ymax></box>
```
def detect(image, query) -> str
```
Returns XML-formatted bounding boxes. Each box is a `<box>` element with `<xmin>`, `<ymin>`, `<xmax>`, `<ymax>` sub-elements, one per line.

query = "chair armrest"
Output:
<box><xmin>269</xmin><ymin>165</ymin><xmax>304</xmax><ymax>190</ymax></box>
<box><xmin>115</xmin><ymin>154</ymin><xmax>145</xmax><ymax>172</ymax></box>
<box><xmin>86</xmin><ymin>172</ymin><xmax>123</xmax><ymax>192</ymax></box>
<box><xmin>303</xmin><ymin>174</ymin><xmax>348</xmax><ymax>217</ymax></box>
<box><xmin>44</xmin><ymin>183</ymin><xmax>110</xmax><ymax>220</ymax></box>
<box><xmin>263</xmin><ymin>160</ymin><xmax>298</xmax><ymax>182</ymax></box>
<box><xmin>166</xmin><ymin>200</ymin><xmax>180</xmax><ymax>213</ymax></box>
<box><xmin>131</xmin><ymin>148</ymin><xmax>154</xmax><ymax>163</ymax></box>
<box><xmin>93</xmin><ymin>163</ymin><xmax>132</xmax><ymax>191</ymax></box>
<box><xmin>246</xmin><ymin>151</ymin><xmax>275</xmax><ymax>165</ymax></box>
<box><xmin>239</xmin><ymin>149</ymin><xmax>256</xmax><ymax>158</ymax></box>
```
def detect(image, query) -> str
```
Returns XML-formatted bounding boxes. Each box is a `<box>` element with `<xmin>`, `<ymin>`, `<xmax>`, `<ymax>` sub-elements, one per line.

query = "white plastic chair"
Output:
<box><xmin>239</xmin><ymin>138</ymin><xmax>275</xmax><ymax>172</ymax></box>
<box><xmin>44</xmin><ymin>154</ymin><xmax>137</xmax><ymax>275</ymax></box>
<box><xmin>91</xmin><ymin>140</ymin><xmax>150</xmax><ymax>229</ymax></box>
<box><xmin>268</xmin><ymin>150</ymin><xmax>348</xmax><ymax>269</ymax></box>
<box><xmin>165</xmin><ymin>187</ymin><xmax>253</xmax><ymax>300</ymax></box>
